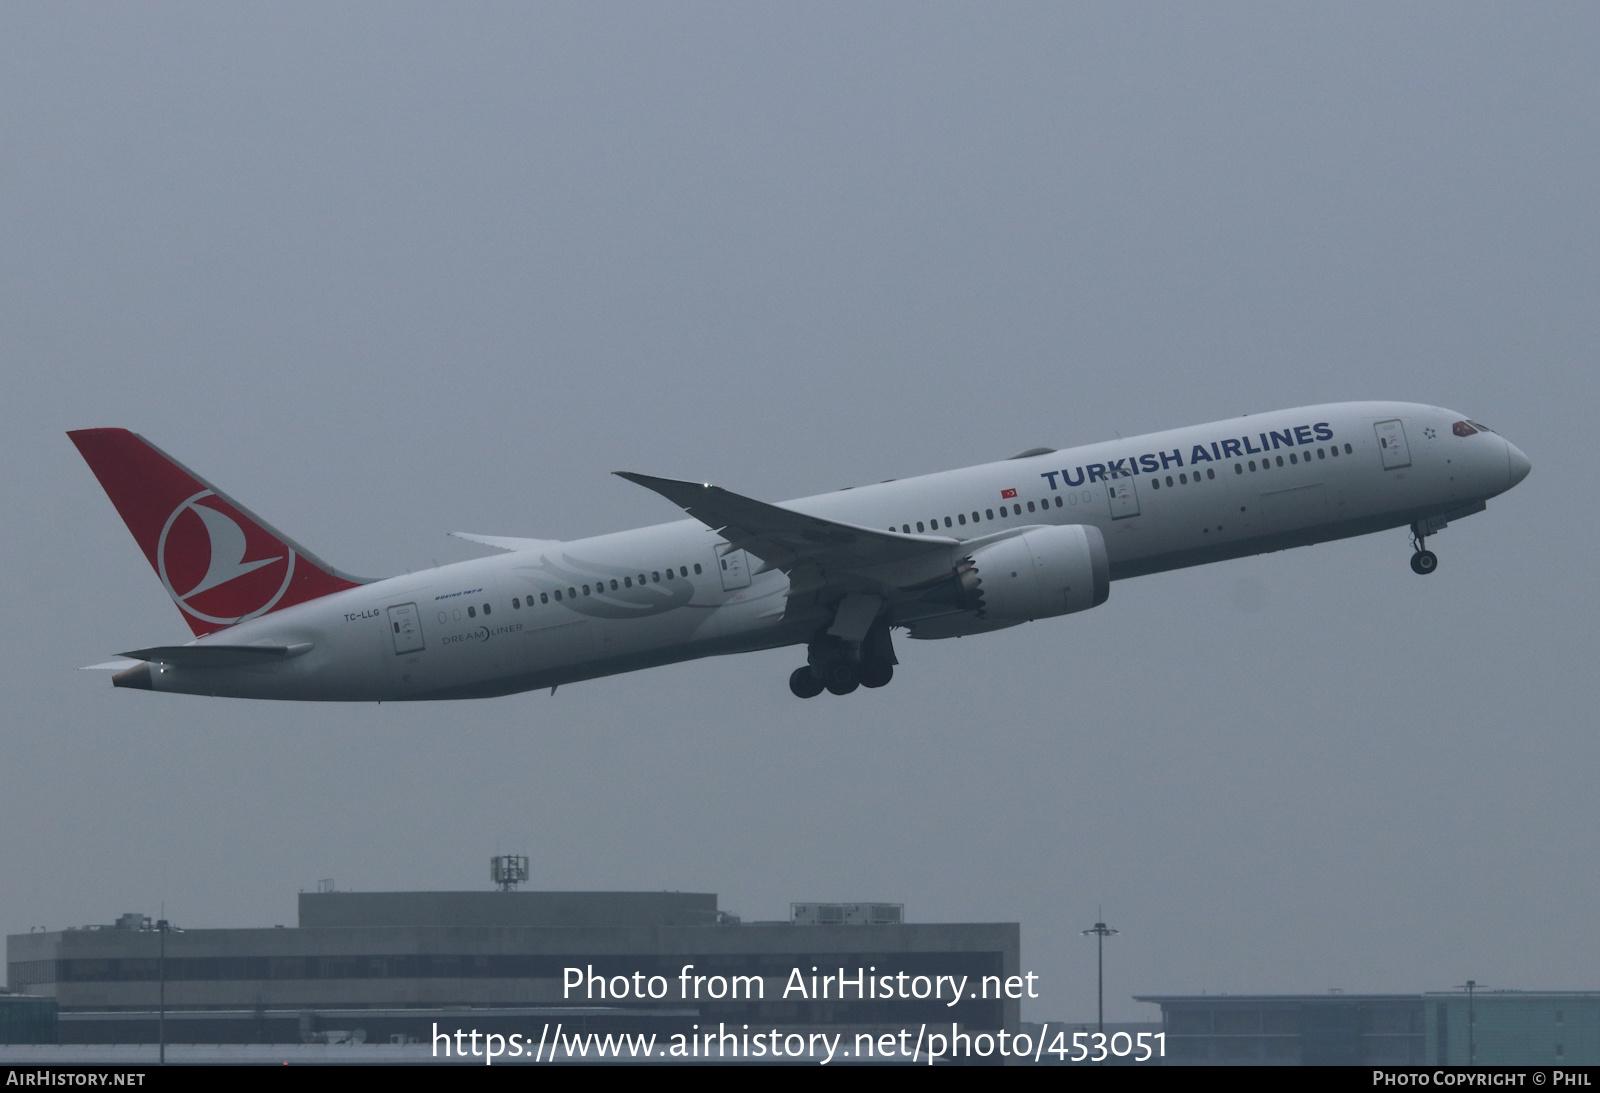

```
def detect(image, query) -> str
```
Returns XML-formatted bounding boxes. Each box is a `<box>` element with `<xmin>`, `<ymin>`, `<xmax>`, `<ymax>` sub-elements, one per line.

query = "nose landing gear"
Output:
<box><xmin>1409</xmin><ymin>522</ymin><xmax>1438</xmax><ymax>575</ymax></box>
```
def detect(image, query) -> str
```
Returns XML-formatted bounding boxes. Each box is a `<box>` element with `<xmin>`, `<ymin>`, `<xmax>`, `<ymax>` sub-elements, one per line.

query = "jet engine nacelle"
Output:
<box><xmin>906</xmin><ymin>524</ymin><xmax>1110</xmax><ymax>639</ymax></box>
<box><xmin>964</xmin><ymin>523</ymin><xmax>1110</xmax><ymax>623</ymax></box>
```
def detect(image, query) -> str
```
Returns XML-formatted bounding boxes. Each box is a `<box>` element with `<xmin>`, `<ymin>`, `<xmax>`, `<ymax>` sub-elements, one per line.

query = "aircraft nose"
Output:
<box><xmin>1505</xmin><ymin>440</ymin><xmax>1532</xmax><ymax>489</ymax></box>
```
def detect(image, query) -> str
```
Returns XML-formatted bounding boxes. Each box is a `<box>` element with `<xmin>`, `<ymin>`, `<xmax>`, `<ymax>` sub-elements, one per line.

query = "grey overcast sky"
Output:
<box><xmin>1</xmin><ymin>3</ymin><xmax>1595</xmax><ymax>1022</ymax></box>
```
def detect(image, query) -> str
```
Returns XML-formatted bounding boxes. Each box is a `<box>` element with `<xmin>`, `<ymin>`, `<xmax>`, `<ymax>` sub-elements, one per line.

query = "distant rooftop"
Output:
<box><xmin>297</xmin><ymin>890</ymin><xmax>720</xmax><ymax>930</ymax></box>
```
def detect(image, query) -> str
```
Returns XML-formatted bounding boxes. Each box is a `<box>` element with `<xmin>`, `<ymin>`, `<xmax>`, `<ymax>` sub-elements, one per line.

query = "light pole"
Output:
<box><xmin>1454</xmin><ymin>980</ymin><xmax>1478</xmax><ymax>1065</ymax></box>
<box><xmin>1082</xmin><ymin>913</ymin><xmax>1118</xmax><ymax>1036</ymax></box>
<box><xmin>155</xmin><ymin>918</ymin><xmax>181</xmax><ymax>1065</ymax></box>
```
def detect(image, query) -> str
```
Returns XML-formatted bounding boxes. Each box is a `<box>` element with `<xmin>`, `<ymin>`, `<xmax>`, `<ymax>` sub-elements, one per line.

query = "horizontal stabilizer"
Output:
<box><xmin>119</xmin><ymin>643</ymin><xmax>314</xmax><ymax>668</ymax></box>
<box><xmin>448</xmin><ymin>532</ymin><xmax>564</xmax><ymax>553</ymax></box>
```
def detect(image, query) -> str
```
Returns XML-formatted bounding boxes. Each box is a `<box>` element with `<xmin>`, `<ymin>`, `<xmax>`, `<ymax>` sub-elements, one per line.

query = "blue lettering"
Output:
<box><xmin>1269</xmin><ymin>429</ymin><xmax>1294</xmax><ymax>449</ymax></box>
<box><xmin>1086</xmin><ymin>463</ymin><xmax>1108</xmax><ymax>483</ymax></box>
<box><xmin>1105</xmin><ymin>458</ymin><xmax>1129</xmax><ymax>478</ymax></box>
<box><xmin>1062</xmin><ymin>466</ymin><xmax>1086</xmax><ymax>487</ymax></box>
<box><xmin>1211</xmin><ymin>442</ymin><xmax>1222</xmax><ymax>461</ymax></box>
<box><xmin>1190</xmin><ymin>445</ymin><xmax>1214</xmax><ymax>463</ymax></box>
<box><xmin>1138</xmin><ymin>453</ymin><xmax>1160</xmax><ymax>474</ymax></box>
<box><xmin>1040</xmin><ymin>471</ymin><xmax>1060</xmax><ymax>489</ymax></box>
<box><xmin>1313</xmin><ymin>422</ymin><xmax>1334</xmax><ymax>442</ymax></box>
<box><xmin>1159</xmin><ymin>449</ymin><xmax>1183</xmax><ymax>469</ymax></box>
<box><xmin>1260</xmin><ymin>433</ymin><xmax>1271</xmax><ymax>451</ymax></box>
<box><xmin>1242</xmin><ymin>435</ymin><xmax>1262</xmax><ymax>455</ymax></box>
<box><xmin>1220</xmin><ymin>439</ymin><xmax>1243</xmax><ymax>459</ymax></box>
<box><xmin>1293</xmin><ymin>425</ymin><xmax>1314</xmax><ymax>446</ymax></box>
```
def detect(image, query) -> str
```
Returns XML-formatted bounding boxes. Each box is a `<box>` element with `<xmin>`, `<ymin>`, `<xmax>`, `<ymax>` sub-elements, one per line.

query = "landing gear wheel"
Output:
<box><xmin>789</xmin><ymin>667</ymin><xmax>825</xmax><ymax>699</ymax></box>
<box><xmin>1410</xmin><ymin>550</ymin><xmax>1438</xmax><ymax>575</ymax></box>
<box><xmin>823</xmin><ymin>662</ymin><xmax>859</xmax><ymax>696</ymax></box>
<box><xmin>859</xmin><ymin>661</ymin><xmax>894</xmax><ymax>689</ymax></box>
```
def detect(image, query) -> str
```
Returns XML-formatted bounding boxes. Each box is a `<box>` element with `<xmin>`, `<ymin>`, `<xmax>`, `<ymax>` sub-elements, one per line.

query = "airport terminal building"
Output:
<box><xmin>6</xmin><ymin>890</ymin><xmax>1020</xmax><ymax>1045</ymax></box>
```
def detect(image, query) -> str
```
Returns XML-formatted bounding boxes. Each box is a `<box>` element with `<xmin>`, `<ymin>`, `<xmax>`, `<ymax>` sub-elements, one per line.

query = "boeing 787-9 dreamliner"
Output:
<box><xmin>70</xmin><ymin>402</ymin><xmax>1530</xmax><ymax>701</ymax></box>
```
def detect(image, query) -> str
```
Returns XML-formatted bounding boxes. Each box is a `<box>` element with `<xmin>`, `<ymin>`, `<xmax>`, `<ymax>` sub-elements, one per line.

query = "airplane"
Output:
<box><xmin>69</xmin><ymin>401</ymin><xmax>1530</xmax><ymax>702</ymax></box>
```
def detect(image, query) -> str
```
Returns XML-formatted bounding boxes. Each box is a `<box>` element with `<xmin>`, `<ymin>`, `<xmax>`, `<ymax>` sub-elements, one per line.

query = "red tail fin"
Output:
<box><xmin>69</xmin><ymin>429</ymin><xmax>367</xmax><ymax>636</ymax></box>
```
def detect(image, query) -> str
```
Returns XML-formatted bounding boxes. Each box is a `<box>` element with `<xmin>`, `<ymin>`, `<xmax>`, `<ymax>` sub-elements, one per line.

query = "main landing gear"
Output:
<box><xmin>1409</xmin><ymin>521</ymin><xmax>1438</xmax><ymax>575</ymax></box>
<box><xmin>788</xmin><ymin>622</ymin><xmax>898</xmax><ymax>698</ymax></box>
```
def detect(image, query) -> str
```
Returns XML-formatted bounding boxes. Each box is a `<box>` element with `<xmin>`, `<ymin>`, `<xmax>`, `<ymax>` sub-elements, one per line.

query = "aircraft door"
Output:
<box><xmin>387</xmin><ymin>603</ymin><xmax>425</xmax><ymax>654</ymax></box>
<box><xmin>1375</xmin><ymin>419</ymin><xmax>1412</xmax><ymax>470</ymax></box>
<box><xmin>718</xmin><ymin>548</ymin><xmax>752</xmax><ymax>591</ymax></box>
<box><xmin>1106</xmin><ymin>476</ymin><xmax>1141</xmax><ymax>519</ymax></box>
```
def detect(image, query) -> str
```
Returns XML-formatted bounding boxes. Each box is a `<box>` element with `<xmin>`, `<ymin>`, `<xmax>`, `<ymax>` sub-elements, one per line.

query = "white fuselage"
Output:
<box><xmin>136</xmin><ymin>402</ymin><xmax>1527</xmax><ymax>700</ymax></box>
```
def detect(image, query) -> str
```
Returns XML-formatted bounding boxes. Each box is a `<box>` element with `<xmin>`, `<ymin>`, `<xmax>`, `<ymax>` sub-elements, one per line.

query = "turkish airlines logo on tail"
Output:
<box><xmin>157</xmin><ymin>490</ymin><xmax>297</xmax><ymax>625</ymax></box>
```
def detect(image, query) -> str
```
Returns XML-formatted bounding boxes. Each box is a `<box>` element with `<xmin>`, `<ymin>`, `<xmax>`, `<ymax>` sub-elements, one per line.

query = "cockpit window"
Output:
<box><xmin>1468</xmin><ymin>420</ymin><xmax>1494</xmax><ymax>433</ymax></box>
<box><xmin>1452</xmin><ymin>421</ymin><xmax>1478</xmax><ymax>437</ymax></box>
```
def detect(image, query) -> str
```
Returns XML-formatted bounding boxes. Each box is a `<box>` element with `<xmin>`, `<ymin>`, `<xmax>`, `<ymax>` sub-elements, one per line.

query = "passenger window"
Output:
<box><xmin>1276</xmin><ymin>455</ymin><xmax>1284</xmax><ymax>466</ymax></box>
<box><xmin>1344</xmin><ymin>443</ymin><xmax>1352</xmax><ymax>454</ymax></box>
<box><xmin>1000</xmin><ymin>506</ymin><xmax>1008</xmax><ymax>517</ymax></box>
<box><xmin>1249</xmin><ymin>461</ymin><xmax>1256</xmax><ymax>471</ymax></box>
<box><xmin>901</xmin><ymin>524</ymin><xmax>910</xmax><ymax>533</ymax></box>
<box><xmin>467</xmin><ymin>606</ymin><xmax>476</xmax><ymax>617</ymax></box>
<box><xmin>1166</xmin><ymin>476</ymin><xmax>1174</xmax><ymax>487</ymax></box>
<box><xmin>581</xmin><ymin>585</ymin><xmax>589</xmax><ymax>595</ymax></box>
<box><xmin>1289</xmin><ymin>452</ymin><xmax>1297</xmax><ymax>464</ymax></box>
<box><xmin>916</xmin><ymin>521</ymin><xmax>925</xmax><ymax>532</ymax></box>
<box><xmin>664</xmin><ymin>569</ymin><xmax>673</xmax><ymax>580</ymax></box>
<box><xmin>568</xmin><ymin>587</ymin><xmax>577</xmax><ymax>598</ymax></box>
<box><xmin>1054</xmin><ymin>496</ymin><xmax>1063</xmax><ymax>508</ymax></box>
<box><xmin>483</xmin><ymin>603</ymin><xmax>491</xmax><ymax>615</ymax></box>
<box><xmin>652</xmin><ymin>572</ymin><xmax>660</xmax><ymax>583</ymax></box>
<box><xmin>624</xmin><ymin>576</ymin><xmax>632</xmax><ymax>588</ymax></box>
<box><xmin>693</xmin><ymin>563</ymin><xmax>702</xmax><ymax>574</ymax></box>
<box><xmin>958</xmin><ymin>513</ymin><xmax>967</xmax><ymax>525</ymax></box>
<box><xmin>986</xmin><ymin>509</ymin><xmax>994</xmax><ymax>520</ymax></box>
<box><xmin>1235</xmin><ymin>463</ymin><xmax>1243</xmax><ymax>474</ymax></box>
<box><xmin>1026</xmin><ymin>501</ymin><xmax>1036</xmax><ymax>512</ymax></box>
<box><xmin>608</xmin><ymin>579</ymin><xmax>616</xmax><ymax>590</ymax></box>
<box><xmin>553</xmin><ymin>591</ymin><xmax>562</xmax><ymax>602</ymax></box>
<box><xmin>1207</xmin><ymin>468</ymin><xmax>1215</xmax><ymax>479</ymax></box>
<box><xmin>1151</xmin><ymin>478</ymin><xmax>1160</xmax><ymax>490</ymax></box>
<box><xmin>512</xmin><ymin>598</ymin><xmax>520</xmax><ymax>609</ymax></box>
<box><xmin>540</xmin><ymin>593</ymin><xmax>549</xmax><ymax>604</ymax></box>
<box><xmin>679</xmin><ymin>566</ymin><xmax>687</xmax><ymax>577</ymax></box>
<box><xmin>1179</xmin><ymin>473</ymin><xmax>1187</xmax><ymax>484</ymax></box>
<box><xmin>944</xmin><ymin>516</ymin><xmax>952</xmax><ymax>527</ymax></box>
<box><xmin>638</xmin><ymin>574</ymin><xmax>647</xmax><ymax>584</ymax></box>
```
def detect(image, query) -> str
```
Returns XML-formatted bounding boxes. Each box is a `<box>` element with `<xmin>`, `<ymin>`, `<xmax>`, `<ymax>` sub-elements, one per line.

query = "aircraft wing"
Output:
<box><xmin>615</xmin><ymin>472</ymin><xmax>956</xmax><ymax>574</ymax></box>
<box><xmin>449</xmin><ymin>532</ymin><xmax>564</xmax><ymax>553</ymax></box>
